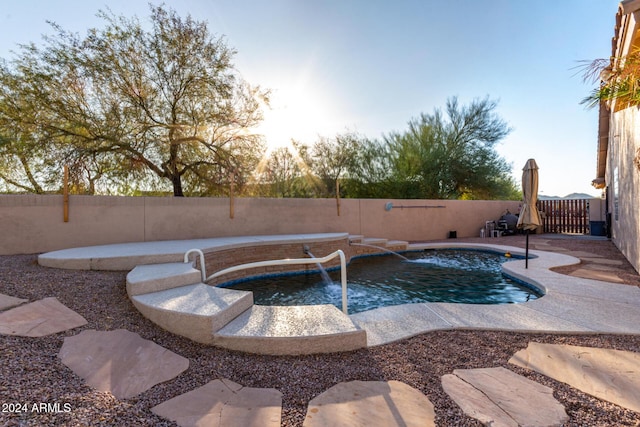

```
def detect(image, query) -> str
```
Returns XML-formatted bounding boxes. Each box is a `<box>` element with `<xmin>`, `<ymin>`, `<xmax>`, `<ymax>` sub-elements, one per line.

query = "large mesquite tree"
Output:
<box><xmin>0</xmin><ymin>5</ymin><xmax>267</xmax><ymax>196</ymax></box>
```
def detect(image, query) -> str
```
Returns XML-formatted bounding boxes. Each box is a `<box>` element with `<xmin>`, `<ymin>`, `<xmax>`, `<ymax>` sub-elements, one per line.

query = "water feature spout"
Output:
<box><xmin>304</xmin><ymin>247</ymin><xmax>333</xmax><ymax>285</ymax></box>
<box><xmin>349</xmin><ymin>242</ymin><xmax>409</xmax><ymax>261</ymax></box>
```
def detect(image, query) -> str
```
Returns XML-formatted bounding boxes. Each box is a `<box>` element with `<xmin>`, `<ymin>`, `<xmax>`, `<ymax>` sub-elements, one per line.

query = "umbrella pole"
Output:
<box><xmin>525</xmin><ymin>230</ymin><xmax>529</xmax><ymax>269</ymax></box>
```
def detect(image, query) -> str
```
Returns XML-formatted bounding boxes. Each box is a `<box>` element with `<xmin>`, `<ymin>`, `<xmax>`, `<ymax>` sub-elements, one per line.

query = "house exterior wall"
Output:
<box><xmin>598</xmin><ymin>2</ymin><xmax>640</xmax><ymax>273</ymax></box>
<box><xmin>0</xmin><ymin>194</ymin><xmax>520</xmax><ymax>255</ymax></box>
<box><xmin>608</xmin><ymin>107</ymin><xmax>640</xmax><ymax>272</ymax></box>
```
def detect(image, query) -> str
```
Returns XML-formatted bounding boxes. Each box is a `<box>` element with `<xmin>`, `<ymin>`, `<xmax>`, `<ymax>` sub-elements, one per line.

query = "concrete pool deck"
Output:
<box><xmin>37</xmin><ymin>233</ymin><xmax>640</xmax><ymax>352</ymax></box>
<box><xmin>356</xmin><ymin>240</ymin><xmax>640</xmax><ymax>345</ymax></box>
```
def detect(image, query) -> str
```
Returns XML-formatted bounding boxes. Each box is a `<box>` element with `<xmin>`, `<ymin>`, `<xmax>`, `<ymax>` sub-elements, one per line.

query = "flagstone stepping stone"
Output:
<box><xmin>442</xmin><ymin>367</ymin><xmax>568</xmax><ymax>426</ymax></box>
<box><xmin>59</xmin><ymin>329</ymin><xmax>189</xmax><ymax>399</ymax></box>
<box><xmin>509</xmin><ymin>342</ymin><xmax>640</xmax><ymax>413</ymax></box>
<box><xmin>303</xmin><ymin>380</ymin><xmax>435</xmax><ymax>427</ymax></box>
<box><xmin>0</xmin><ymin>293</ymin><xmax>27</xmax><ymax>311</ymax></box>
<box><xmin>152</xmin><ymin>378</ymin><xmax>282</xmax><ymax>427</ymax></box>
<box><xmin>0</xmin><ymin>297</ymin><xmax>87</xmax><ymax>336</ymax></box>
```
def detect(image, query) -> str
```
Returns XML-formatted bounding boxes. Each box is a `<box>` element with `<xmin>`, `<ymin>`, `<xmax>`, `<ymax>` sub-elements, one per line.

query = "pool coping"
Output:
<box><xmin>38</xmin><ymin>235</ymin><xmax>640</xmax><ymax>351</ymax></box>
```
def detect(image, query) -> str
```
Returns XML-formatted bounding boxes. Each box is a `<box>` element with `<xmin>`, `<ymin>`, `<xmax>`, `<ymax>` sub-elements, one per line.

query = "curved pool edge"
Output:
<box><xmin>405</xmin><ymin>241</ymin><xmax>583</xmax><ymax>295</ymax></box>
<box><xmin>352</xmin><ymin>242</ymin><xmax>640</xmax><ymax>347</ymax></box>
<box><xmin>37</xmin><ymin>236</ymin><xmax>640</xmax><ymax>353</ymax></box>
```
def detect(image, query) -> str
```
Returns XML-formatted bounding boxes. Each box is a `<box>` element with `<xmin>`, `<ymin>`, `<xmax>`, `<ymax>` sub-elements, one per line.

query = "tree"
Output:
<box><xmin>0</xmin><ymin>130</ymin><xmax>46</xmax><ymax>194</ymax></box>
<box><xmin>250</xmin><ymin>144</ymin><xmax>320</xmax><ymax>197</ymax></box>
<box><xmin>0</xmin><ymin>5</ymin><xmax>267</xmax><ymax>196</ymax></box>
<box><xmin>380</xmin><ymin>97</ymin><xmax>516</xmax><ymax>199</ymax></box>
<box><xmin>339</xmin><ymin>135</ymin><xmax>391</xmax><ymax>198</ymax></box>
<box><xmin>307</xmin><ymin>133</ymin><xmax>363</xmax><ymax>197</ymax></box>
<box><xmin>0</xmin><ymin>65</ymin><xmax>47</xmax><ymax>193</ymax></box>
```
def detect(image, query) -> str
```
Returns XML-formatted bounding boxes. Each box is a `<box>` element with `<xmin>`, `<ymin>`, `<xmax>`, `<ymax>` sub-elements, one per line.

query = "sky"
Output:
<box><xmin>0</xmin><ymin>0</ymin><xmax>621</xmax><ymax>197</ymax></box>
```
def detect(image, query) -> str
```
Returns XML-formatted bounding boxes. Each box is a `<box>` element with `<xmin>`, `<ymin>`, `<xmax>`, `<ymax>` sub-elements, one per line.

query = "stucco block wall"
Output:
<box><xmin>0</xmin><ymin>195</ymin><xmax>146</xmax><ymax>253</ymax></box>
<box><xmin>0</xmin><ymin>194</ymin><xmax>520</xmax><ymax>255</ymax></box>
<box><xmin>143</xmin><ymin>197</ymin><xmax>362</xmax><ymax>241</ymax></box>
<box><xmin>608</xmin><ymin>107</ymin><xmax>640</xmax><ymax>273</ymax></box>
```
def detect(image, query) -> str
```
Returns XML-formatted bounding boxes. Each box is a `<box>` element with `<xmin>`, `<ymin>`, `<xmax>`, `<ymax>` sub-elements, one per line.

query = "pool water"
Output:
<box><xmin>227</xmin><ymin>249</ymin><xmax>542</xmax><ymax>314</ymax></box>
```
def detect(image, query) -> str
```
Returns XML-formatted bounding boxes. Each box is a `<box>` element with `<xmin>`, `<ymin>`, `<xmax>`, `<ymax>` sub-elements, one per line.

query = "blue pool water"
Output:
<box><xmin>227</xmin><ymin>249</ymin><xmax>542</xmax><ymax>314</ymax></box>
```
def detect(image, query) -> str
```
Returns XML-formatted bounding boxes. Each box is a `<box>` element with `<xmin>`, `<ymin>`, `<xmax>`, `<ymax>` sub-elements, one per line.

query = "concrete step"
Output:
<box><xmin>131</xmin><ymin>283</ymin><xmax>253</xmax><ymax>344</ymax></box>
<box><xmin>126</xmin><ymin>263</ymin><xmax>202</xmax><ymax>297</ymax></box>
<box><xmin>213</xmin><ymin>304</ymin><xmax>367</xmax><ymax>355</ymax></box>
<box><xmin>348</xmin><ymin>235</ymin><xmax>365</xmax><ymax>243</ymax></box>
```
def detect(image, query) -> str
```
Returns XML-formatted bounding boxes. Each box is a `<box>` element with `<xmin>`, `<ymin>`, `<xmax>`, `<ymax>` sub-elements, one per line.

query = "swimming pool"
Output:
<box><xmin>226</xmin><ymin>249</ymin><xmax>543</xmax><ymax>314</ymax></box>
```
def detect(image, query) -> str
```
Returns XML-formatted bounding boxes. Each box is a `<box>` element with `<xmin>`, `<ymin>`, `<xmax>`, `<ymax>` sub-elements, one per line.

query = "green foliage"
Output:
<box><xmin>0</xmin><ymin>4</ymin><xmax>517</xmax><ymax>200</ymax></box>
<box><xmin>306</xmin><ymin>133</ymin><xmax>364</xmax><ymax>197</ymax></box>
<box><xmin>251</xmin><ymin>98</ymin><xmax>517</xmax><ymax>200</ymax></box>
<box><xmin>250</xmin><ymin>143</ymin><xmax>322</xmax><ymax>197</ymax></box>
<box><xmin>579</xmin><ymin>53</ymin><xmax>640</xmax><ymax>109</ymax></box>
<box><xmin>0</xmin><ymin>5</ymin><xmax>267</xmax><ymax>196</ymax></box>
<box><xmin>349</xmin><ymin>97</ymin><xmax>517</xmax><ymax>200</ymax></box>
<box><xmin>340</xmin><ymin>138</ymin><xmax>392</xmax><ymax>198</ymax></box>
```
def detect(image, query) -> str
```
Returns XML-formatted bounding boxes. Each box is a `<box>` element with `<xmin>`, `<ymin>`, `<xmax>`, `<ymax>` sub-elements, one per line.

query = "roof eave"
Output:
<box><xmin>621</xmin><ymin>0</ymin><xmax>640</xmax><ymax>15</ymax></box>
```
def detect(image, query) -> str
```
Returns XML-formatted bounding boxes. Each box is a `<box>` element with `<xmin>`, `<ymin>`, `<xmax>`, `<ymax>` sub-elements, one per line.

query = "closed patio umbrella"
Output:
<box><xmin>517</xmin><ymin>159</ymin><xmax>542</xmax><ymax>268</ymax></box>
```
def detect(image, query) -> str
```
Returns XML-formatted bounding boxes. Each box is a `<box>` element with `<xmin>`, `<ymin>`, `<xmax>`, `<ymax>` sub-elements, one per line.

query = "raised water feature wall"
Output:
<box><xmin>199</xmin><ymin>236</ymin><xmax>412</xmax><ymax>285</ymax></box>
<box><xmin>202</xmin><ymin>238</ymin><xmax>350</xmax><ymax>286</ymax></box>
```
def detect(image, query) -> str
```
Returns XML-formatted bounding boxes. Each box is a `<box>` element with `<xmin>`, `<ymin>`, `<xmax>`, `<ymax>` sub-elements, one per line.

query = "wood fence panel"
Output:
<box><xmin>537</xmin><ymin>199</ymin><xmax>589</xmax><ymax>234</ymax></box>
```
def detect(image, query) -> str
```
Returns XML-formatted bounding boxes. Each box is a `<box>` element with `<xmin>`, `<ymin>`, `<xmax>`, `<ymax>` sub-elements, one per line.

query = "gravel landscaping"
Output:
<box><xmin>1</xmin><ymin>236</ymin><xmax>640</xmax><ymax>426</ymax></box>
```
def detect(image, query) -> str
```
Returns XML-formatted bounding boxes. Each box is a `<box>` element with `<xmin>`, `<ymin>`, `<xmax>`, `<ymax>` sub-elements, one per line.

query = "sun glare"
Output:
<box><xmin>255</xmin><ymin>84</ymin><xmax>338</xmax><ymax>152</ymax></box>
<box><xmin>250</xmin><ymin>81</ymin><xmax>340</xmax><ymax>184</ymax></box>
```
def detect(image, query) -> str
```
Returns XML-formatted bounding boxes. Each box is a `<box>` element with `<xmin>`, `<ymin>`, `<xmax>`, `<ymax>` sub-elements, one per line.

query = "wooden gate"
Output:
<box><xmin>536</xmin><ymin>199</ymin><xmax>590</xmax><ymax>234</ymax></box>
